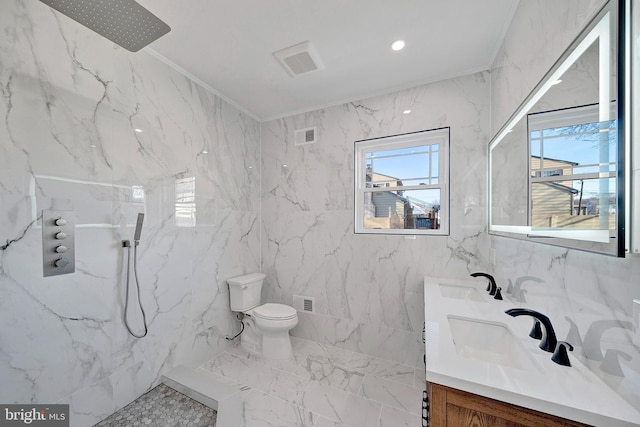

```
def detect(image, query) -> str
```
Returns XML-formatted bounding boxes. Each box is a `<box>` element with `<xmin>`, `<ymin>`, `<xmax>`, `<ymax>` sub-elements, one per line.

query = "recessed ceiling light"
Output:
<box><xmin>90</xmin><ymin>144</ymin><xmax>97</xmax><ymax>148</ymax></box>
<box><xmin>391</xmin><ymin>40</ymin><xmax>405</xmax><ymax>51</ymax></box>
<box><xmin>201</xmin><ymin>150</ymin><xmax>208</xmax><ymax>154</ymax></box>
<box><xmin>134</xmin><ymin>128</ymin><xmax>143</xmax><ymax>133</ymax></box>
<box><xmin>403</xmin><ymin>109</ymin><xmax>412</xmax><ymax>114</ymax></box>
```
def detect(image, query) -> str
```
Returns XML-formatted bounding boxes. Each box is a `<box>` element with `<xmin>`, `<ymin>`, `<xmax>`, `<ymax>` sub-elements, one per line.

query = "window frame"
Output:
<box><xmin>354</xmin><ymin>128</ymin><xmax>450</xmax><ymax>235</ymax></box>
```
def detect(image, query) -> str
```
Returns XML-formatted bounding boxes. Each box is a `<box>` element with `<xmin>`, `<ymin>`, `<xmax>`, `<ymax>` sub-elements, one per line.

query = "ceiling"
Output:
<box><xmin>137</xmin><ymin>0</ymin><xmax>518</xmax><ymax>122</ymax></box>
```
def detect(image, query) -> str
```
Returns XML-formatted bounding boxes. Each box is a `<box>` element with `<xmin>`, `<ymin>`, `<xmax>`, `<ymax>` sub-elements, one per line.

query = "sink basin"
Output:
<box><xmin>448</xmin><ymin>315</ymin><xmax>539</xmax><ymax>371</ymax></box>
<box><xmin>439</xmin><ymin>284</ymin><xmax>486</xmax><ymax>302</ymax></box>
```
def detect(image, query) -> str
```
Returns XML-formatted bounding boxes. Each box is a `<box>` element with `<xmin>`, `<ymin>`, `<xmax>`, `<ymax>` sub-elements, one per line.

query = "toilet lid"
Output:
<box><xmin>253</xmin><ymin>303</ymin><xmax>297</xmax><ymax>321</ymax></box>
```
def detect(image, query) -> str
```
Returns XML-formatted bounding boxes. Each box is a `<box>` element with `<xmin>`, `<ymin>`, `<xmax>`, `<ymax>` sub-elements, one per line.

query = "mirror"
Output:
<box><xmin>489</xmin><ymin>0</ymin><xmax>627</xmax><ymax>256</ymax></box>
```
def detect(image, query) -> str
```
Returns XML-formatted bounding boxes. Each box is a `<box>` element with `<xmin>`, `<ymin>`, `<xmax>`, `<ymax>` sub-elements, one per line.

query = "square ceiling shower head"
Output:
<box><xmin>39</xmin><ymin>0</ymin><xmax>171</xmax><ymax>52</ymax></box>
<box><xmin>273</xmin><ymin>41</ymin><xmax>324</xmax><ymax>77</ymax></box>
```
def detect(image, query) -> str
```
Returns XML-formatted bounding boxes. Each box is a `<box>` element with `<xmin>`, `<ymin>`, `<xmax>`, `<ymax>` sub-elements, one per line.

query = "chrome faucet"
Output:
<box><xmin>470</xmin><ymin>272</ymin><xmax>497</xmax><ymax>296</ymax></box>
<box><xmin>505</xmin><ymin>308</ymin><xmax>558</xmax><ymax>353</ymax></box>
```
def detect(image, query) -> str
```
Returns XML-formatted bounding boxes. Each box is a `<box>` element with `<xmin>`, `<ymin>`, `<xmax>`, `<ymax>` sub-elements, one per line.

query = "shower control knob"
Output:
<box><xmin>55</xmin><ymin>245</ymin><xmax>68</xmax><ymax>253</ymax></box>
<box><xmin>54</xmin><ymin>257</ymin><xmax>69</xmax><ymax>268</ymax></box>
<box><xmin>55</xmin><ymin>218</ymin><xmax>68</xmax><ymax>226</ymax></box>
<box><xmin>55</xmin><ymin>232</ymin><xmax>68</xmax><ymax>240</ymax></box>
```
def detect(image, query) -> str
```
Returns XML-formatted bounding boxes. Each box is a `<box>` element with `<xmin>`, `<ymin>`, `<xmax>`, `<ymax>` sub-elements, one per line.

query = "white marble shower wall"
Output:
<box><xmin>261</xmin><ymin>72</ymin><xmax>491</xmax><ymax>367</ymax></box>
<box><xmin>0</xmin><ymin>1</ymin><xmax>260</xmax><ymax>426</ymax></box>
<box><xmin>490</xmin><ymin>0</ymin><xmax>640</xmax><ymax>412</ymax></box>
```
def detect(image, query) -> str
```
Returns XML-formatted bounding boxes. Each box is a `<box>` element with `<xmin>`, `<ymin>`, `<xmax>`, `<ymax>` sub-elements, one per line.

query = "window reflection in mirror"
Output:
<box><xmin>528</xmin><ymin>105</ymin><xmax>617</xmax><ymax>232</ymax></box>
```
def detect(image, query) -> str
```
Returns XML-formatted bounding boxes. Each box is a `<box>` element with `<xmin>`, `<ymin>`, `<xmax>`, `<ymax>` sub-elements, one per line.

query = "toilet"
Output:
<box><xmin>227</xmin><ymin>272</ymin><xmax>298</xmax><ymax>360</ymax></box>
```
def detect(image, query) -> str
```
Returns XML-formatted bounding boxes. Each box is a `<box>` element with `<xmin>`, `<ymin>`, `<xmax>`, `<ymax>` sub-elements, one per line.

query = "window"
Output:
<box><xmin>354</xmin><ymin>128</ymin><xmax>450</xmax><ymax>235</ymax></box>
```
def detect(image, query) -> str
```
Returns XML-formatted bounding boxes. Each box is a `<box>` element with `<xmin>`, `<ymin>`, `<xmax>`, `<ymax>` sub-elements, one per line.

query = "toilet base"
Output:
<box><xmin>261</xmin><ymin>332</ymin><xmax>294</xmax><ymax>360</ymax></box>
<box><xmin>239</xmin><ymin>314</ymin><xmax>297</xmax><ymax>360</ymax></box>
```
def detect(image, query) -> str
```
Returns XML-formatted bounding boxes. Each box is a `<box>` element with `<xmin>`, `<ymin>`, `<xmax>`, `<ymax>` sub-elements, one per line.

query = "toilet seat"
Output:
<box><xmin>252</xmin><ymin>303</ymin><xmax>297</xmax><ymax>321</ymax></box>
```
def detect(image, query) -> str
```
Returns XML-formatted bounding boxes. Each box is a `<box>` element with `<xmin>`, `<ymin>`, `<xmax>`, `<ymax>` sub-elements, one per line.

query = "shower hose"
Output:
<box><xmin>124</xmin><ymin>240</ymin><xmax>148</xmax><ymax>338</ymax></box>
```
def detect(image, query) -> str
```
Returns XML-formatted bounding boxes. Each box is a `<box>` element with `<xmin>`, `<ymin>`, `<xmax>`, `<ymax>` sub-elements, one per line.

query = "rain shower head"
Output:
<box><xmin>39</xmin><ymin>0</ymin><xmax>171</xmax><ymax>52</ymax></box>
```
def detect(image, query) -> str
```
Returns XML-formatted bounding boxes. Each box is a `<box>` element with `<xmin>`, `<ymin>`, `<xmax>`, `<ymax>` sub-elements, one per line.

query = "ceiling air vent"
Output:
<box><xmin>295</xmin><ymin>127</ymin><xmax>317</xmax><ymax>146</ymax></box>
<box><xmin>273</xmin><ymin>41</ymin><xmax>324</xmax><ymax>77</ymax></box>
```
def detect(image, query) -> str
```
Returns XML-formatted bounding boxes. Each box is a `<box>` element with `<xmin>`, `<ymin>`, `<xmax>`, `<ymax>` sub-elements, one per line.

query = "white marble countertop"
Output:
<box><xmin>424</xmin><ymin>276</ymin><xmax>640</xmax><ymax>427</ymax></box>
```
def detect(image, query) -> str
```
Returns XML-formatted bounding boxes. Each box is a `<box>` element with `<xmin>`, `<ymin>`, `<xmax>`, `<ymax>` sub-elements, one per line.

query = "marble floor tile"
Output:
<box><xmin>225</xmin><ymin>343</ymin><xmax>262</xmax><ymax>362</ymax></box>
<box><xmin>292</xmin><ymin>337</ymin><xmax>354</xmax><ymax>367</ymax></box>
<box><xmin>313</xmin><ymin>416</ymin><xmax>350</xmax><ymax>427</ymax></box>
<box><xmin>299</xmin><ymin>355</ymin><xmax>364</xmax><ymax>393</ymax></box>
<box><xmin>201</xmin><ymin>352</ymin><xmax>256</xmax><ymax>381</ymax></box>
<box><xmin>298</xmin><ymin>381</ymin><xmax>381</xmax><ymax>426</ymax></box>
<box><xmin>229</xmin><ymin>342</ymin><xmax>313</xmax><ymax>380</ymax></box>
<box><xmin>377</xmin><ymin>404</ymin><xmax>421</xmax><ymax>427</ymax></box>
<box><xmin>196</xmin><ymin>341</ymin><xmax>424</xmax><ymax>427</ymax></box>
<box><xmin>195</xmin><ymin>368</ymin><xmax>246</xmax><ymax>390</ymax></box>
<box><xmin>346</xmin><ymin>354</ymin><xmax>416</xmax><ymax>386</ymax></box>
<box><xmin>242</xmin><ymin>389</ymin><xmax>316</xmax><ymax>427</ymax></box>
<box><xmin>359</xmin><ymin>375</ymin><xmax>423</xmax><ymax>415</ymax></box>
<box><xmin>240</xmin><ymin>362</ymin><xmax>309</xmax><ymax>403</ymax></box>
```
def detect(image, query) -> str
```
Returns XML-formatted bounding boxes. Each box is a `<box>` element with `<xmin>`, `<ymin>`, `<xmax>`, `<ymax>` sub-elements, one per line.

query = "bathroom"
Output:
<box><xmin>1</xmin><ymin>0</ymin><xmax>639</xmax><ymax>426</ymax></box>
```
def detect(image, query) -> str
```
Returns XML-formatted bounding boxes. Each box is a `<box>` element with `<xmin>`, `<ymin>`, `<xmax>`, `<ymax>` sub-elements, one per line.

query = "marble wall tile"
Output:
<box><xmin>0</xmin><ymin>1</ymin><xmax>260</xmax><ymax>425</ymax></box>
<box><xmin>261</xmin><ymin>72</ymin><xmax>491</xmax><ymax>366</ymax></box>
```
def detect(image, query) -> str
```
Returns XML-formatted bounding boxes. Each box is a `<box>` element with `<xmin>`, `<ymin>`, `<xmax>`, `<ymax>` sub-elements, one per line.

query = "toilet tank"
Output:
<box><xmin>227</xmin><ymin>272</ymin><xmax>265</xmax><ymax>312</ymax></box>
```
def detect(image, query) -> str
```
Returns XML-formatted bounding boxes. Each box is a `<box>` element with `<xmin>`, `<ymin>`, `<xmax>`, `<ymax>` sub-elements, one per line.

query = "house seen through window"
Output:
<box><xmin>528</xmin><ymin>103</ymin><xmax>617</xmax><ymax>230</ymax></box>
<box><xmin>354</xmin><ymin>128</ymin><xmax>450</xmax><ymax>235</ymax></box>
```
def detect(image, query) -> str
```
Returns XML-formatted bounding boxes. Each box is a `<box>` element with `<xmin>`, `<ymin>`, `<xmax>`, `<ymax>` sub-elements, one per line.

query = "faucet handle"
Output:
<box><xmin>529</xmin><ymin>319</ymin><xmax>543</xmax><ymax>340</ymax></box>
<box><xmin>551</xmin><ymin>341</ymin><xmax>574</xmax><ymax>367</ymax></box>
<box><xmin>494</xmin><ymin>287</ymin><xmax>503</xmax><ymax>300</ymax></box>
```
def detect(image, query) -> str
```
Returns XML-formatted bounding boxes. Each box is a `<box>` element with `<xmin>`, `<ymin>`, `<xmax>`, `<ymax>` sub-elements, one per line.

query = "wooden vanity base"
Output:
<box><xmin>427</xmin><ymin>382</ymin><xmax>591</xmax><ymax>427</ymax></box>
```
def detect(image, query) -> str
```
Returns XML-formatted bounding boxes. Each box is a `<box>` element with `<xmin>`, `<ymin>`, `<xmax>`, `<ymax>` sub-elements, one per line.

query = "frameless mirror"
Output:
<box><xmin>489</xmin><ymin>0</ymin><xmax>627</xmax><ymax>256</ymax></box>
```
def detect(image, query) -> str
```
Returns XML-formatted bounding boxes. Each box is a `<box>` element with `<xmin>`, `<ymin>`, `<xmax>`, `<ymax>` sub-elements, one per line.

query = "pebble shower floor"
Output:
<box><xmin>94</xmin><ymin>384</ymin><xmax>217</xmax><ymax>426</ymax></box>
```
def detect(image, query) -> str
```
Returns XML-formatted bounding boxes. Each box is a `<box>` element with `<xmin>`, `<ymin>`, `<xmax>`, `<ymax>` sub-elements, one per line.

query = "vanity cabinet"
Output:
<box><xmin>427</xmin><ymin>383</ymin><xmax>591</xmax><ymax>427</ymax></box>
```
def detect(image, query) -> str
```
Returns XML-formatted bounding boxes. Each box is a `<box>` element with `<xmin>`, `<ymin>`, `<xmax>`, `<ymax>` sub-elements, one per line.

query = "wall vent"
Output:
<box><xmin>295</xmin><ymin>127</ymin><xmax>317</xmax><ymax>146</ymax></box>
<box><xmin>293</xmin><ymin>295</ymin><xmax>315</xmax><ymax>313</ymax></box>
<box><xmin>273</xmin><ymin>41</ymin><xmax>324</xmax><ymax>77</ymax></box>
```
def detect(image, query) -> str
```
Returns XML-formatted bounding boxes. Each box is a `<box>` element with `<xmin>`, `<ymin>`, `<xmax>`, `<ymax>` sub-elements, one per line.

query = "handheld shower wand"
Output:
<box><xmin>133</xmin><ymin>212</ymin><xmax>144</xmax><ymax>243</ymax></box>
<box><xmin>123</xmin><ymin>213</ymin><xmax>148</xmax><ymax>338</ymax></box>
